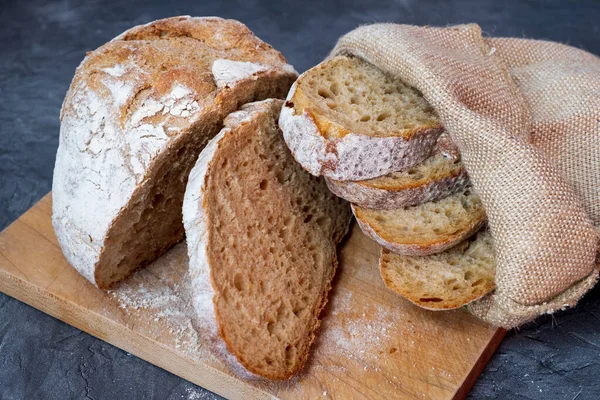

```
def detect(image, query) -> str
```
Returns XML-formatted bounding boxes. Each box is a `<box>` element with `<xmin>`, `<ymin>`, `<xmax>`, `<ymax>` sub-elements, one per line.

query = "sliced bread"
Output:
<box><xmin>379</xmin><ymin>229</ymin><xmax>496</xmax><ymax>310</ymax></box>
<box><xmin>353</xmin><ymin>187</ymin><xmax>486</xmax><ymax>256</ymax></box>
<box><xmin>279</xmin><ymin>55</ymin><xmax>443</xmax><ymax>180</ymax></box>
<box><xmin>183</xmin><ymin>99</ymin><xmax>352</xmax><ymax>380</ymax></box>
<box><xmin>52</xmin><ymin>16</ymin><xmax>297</xmax><ymax>289</ymax></box>
<box><xmin>325</xmin><ymin>133</ymin><xmax>469</xmax><ymax>209</ymax></box>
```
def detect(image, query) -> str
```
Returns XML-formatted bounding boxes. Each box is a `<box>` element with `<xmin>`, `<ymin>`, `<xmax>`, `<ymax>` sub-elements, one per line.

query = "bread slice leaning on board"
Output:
<box><xmin>52</xmin><ymin>16</ymin><xmax>297</xmax><ymax>289</ymax></box>
<box><xmin>279</xmin><ymin>55</ymin><xmax>444</xmax><ymax>181</ymax></box>
<box><xmin>183</xmin><ymin>99</ymin><xmax>352</xmax><ymax>380</ymax></box>
<box><xmin>380</xmin><ymin>229</ymin><xmax>496</xmax><ymax>309</ymax></box>
<box><xmin>325</xmin><ymin>133</ymin><xmax>469</xmax><ymax>209</ymax></box>
<box><xmin>353</xmin><ymin>186</ymin><xmax>486</xmax><ymax>256</ymax></box>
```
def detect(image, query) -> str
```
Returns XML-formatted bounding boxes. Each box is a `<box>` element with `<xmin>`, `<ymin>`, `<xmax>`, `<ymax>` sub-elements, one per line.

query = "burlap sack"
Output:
<box><xmin>330</xmin><ymin>24</ymin><xmax>600</xmax><ymax>328</ymax></box>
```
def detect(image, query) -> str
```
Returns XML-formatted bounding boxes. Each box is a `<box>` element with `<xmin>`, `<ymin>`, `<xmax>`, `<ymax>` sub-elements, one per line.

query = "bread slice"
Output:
<box><xmin>353</xmin><ymin>187</ymin><xmax>486</xmax><ymax>256</ymax></box>
<box><xmin>380</xmin><ymin>229</ymin><xmax>496</xmax><ymax>310</ymax></box>
<box><xmin>52</xmin><ymin>16</ymin><xmax>297</xmax><ymax>289</ymax></box>
<box><xmin>325</xmin><ymin>133</ymin><xmax>469</xmax><ymax>209</ymax></box>
<box><xmin>279</xmin><ymin>55</ymin><xmax>443</xmax><ymax>180</ymax></box>
<box><xmin>183</xmin><ymin>99</ymin><xmax>352</xmax><ymax>380</ymax></box>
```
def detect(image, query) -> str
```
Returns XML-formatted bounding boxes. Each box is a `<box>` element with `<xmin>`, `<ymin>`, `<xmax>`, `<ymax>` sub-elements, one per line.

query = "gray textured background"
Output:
<box><xmin>1</xmin><ymin>0</ymin><xmax>600</xmax><ymax>399</ymax></box>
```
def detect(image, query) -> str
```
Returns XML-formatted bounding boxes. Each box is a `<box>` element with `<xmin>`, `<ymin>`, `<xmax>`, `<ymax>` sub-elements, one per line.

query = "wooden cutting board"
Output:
<box><xmin>0</xmin><ymin>194</ymin><xmax>504</xmax><ymax>399</ymax></box>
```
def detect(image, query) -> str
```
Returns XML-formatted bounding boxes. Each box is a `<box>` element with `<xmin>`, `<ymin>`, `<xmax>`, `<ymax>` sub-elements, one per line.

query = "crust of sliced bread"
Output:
<box><xmin>52</xmin><ymin>16</ymin><xmax>297</xmax><ymax>289</ymax></box>
<box><xmin>353</xmin><ymin>187</ymin><xmax>486</xmax><ymax>256</ymax></box>
<box><xmin>279</xmin><ymin>56</ymin><xmax>443</xmax><ymax>181</ymax></box>
<box><xmin>325</xmin><ymin>134</ymin><xmax>469</xmax><ymax>209</ymax></box>
<box><xmin>183</xmin><ymin>99</ymin><xmax>352</xmax><ymax>380</ymax></box>
<box><xmin>380</xmin><ymin>229</ymin><xmax>496</xmax><ymax>310</ymax></box>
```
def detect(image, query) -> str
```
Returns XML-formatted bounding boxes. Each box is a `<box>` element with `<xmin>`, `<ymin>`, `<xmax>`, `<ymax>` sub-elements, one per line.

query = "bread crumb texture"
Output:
<box><xmin>184</xmin><ymin>99</ymin><xmax>351</xmax><ymax>379</ymax></box>
<box><xmin>293</xmin><ymin>56</ymin><xmax>440</xmax><ymax>139</ymax></box>
<box><xmin>380</xmin><ymin>229</ymin><xmax>496</xmax><ymax>309</ymax></box>
<box><xmin>353</xmin><ymin>186</ymin><xmax>486</xmax><ymax>255</ymax></box>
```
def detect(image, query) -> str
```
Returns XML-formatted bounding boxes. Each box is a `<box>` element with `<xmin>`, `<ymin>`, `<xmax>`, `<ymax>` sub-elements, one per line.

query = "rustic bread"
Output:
<box><xmin>353</xmin><ymin>187</ymin><xmax>486</xmax><ymax>256</ymax></box>
<box><xmin>52</xmin><ymin>16</ymin><xmax>297</xmax><ymax>289</ymax></box>
<box><xmin>325</xmin><ymin>133</ymin><xmax>469</xmax><ymax>209</ymax></box>
<box><xmin>279</xmin><ymin>55</ymin><xmax>443</xmax><ymax>180</ymax></box>
<box><xmin>183</xmin><ymin>99</ymin><xmax>352</xmax><ymax>380</ymax></box>
<box><xmin>380</xmin><ymin>229</ymin><xmax>496</xmax><ymax>309</ymax></box>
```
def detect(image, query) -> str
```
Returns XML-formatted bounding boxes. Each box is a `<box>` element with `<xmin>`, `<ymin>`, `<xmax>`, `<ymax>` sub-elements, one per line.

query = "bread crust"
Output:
<box><xmin>325</xmin><ymin>163</ymin><xmax>469</xmax><ymax>209</ymax></box>
<box><xmin>352</xmin><ymin>204</ymin><xmax>486</xmax><ymax>256</ymax></box>
<box><xmin>52</xmin><ymin>16</ymin><xmax>297</xmax><ymax>289</ymax></box>
<box><xmin>279</xmin><ymin>80</ymin><xmax>442</xmax><ymax>181</ymax></box>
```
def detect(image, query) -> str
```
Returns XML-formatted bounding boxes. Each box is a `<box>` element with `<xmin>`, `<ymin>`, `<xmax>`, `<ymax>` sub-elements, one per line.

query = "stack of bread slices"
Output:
<box><xmin>280</xmin><ymin>55</ymin><xmax>497</xmax><ymax>310</ymax></box>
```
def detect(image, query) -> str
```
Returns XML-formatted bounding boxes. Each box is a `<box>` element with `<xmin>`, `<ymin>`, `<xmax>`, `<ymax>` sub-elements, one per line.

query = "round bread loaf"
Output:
<box><xmin>52</xmin><ymin>16</ymin><xmax>297</xmax><ymax>289</ymax></box>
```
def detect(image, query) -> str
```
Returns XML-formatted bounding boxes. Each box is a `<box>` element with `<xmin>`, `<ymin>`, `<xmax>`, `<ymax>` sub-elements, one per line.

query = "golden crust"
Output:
<box><xmin>356</xmin><ymin>164</ymin><xmax>464</xmax><ymax>192</ymax></box>
<box><xmin>117</xmin><ymin>16</ymin><xmax>288</xmax><ymax>66</ymax></box>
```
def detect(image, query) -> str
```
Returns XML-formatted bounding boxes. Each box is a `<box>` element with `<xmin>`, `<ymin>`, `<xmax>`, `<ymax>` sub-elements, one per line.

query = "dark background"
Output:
<box><xmin>1</xmin><ymin>0</ymin><xmax>600</xmax><ymax>399</ymax></box>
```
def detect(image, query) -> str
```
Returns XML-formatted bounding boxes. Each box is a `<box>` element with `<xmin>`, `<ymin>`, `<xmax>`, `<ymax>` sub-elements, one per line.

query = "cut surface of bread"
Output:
<box><xmin>294</xmin><ymin>56</ymin><xmax>440</xmax><ymax>139</ymax></box>
<box><xmin>380</xmin><ymin>229</ymin><xmax>496</xmax><ymax>310</ymax></box>
<box><xmin>183</xmin><ymin>99</ymin><xmax>352</xmax><ymax>379</ymax></box>
<box><xmin>326</xmin><ymin>133</ymin><xmax>469</xmax><ymax>209</ymax></box>
<box><xmin>279</xmin><ymin>55</ymin><xmax>443</xmax><ymax>180</ymax></box>
<box><xmin>52</xmin><ymin>16</ymin><xmax>297</xmax><ymax>289</ymax></box>
<box><xmin>353</xmin><ymin>187</ymin><xmax>486</xmax><ymax>256</ymax></box>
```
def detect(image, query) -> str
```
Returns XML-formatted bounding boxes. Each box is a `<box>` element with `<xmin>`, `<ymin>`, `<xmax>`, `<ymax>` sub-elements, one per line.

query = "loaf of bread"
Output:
<box><xmin>353</xmin><ymin>187</ymin><xmax>486</xmax><ymax>256</ymax></box>
<box><xmin>380</xmin><ymin>229</ymin><xmax>496</xmax><ymax>309</ymax></box>
<box><xmin>52</xmin><ymin>16</ymin><xmax>297</xmax><ymax>289</ymax></box>
<box><xmin>325</xmin><ymin>133</ymin><xmax>469</xmax><ymax>209</ymax></box>
<box><xmin>183</xmin><ymin>99</ymin><xmax>352</xmax><ymax>379</ymax></box>
<box><xmin>279</xmin><ymin>55</ymin><xmax>443</xmax><ymax>181</ymax></box>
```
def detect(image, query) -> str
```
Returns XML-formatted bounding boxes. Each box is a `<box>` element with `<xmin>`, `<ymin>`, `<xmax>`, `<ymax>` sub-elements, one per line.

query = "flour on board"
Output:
<box><xmin>108</xmin><ymin>242</ymin><xmax>216</xmax><ymax>361</ymax></box>
<box><xmin>315</xmin><ymin>291</ymin><xmax>394</xmax><ymax>367</ymax></box>
<box><xmin>107</xmin><ymin>241</ymin><xmax>258</xmax><ymax>379</ymax></box>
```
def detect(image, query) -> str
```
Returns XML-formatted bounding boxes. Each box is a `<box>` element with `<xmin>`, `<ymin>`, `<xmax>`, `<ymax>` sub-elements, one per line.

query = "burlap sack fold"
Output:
<box><xmin>330</xmin><ymin>24</ymin><xmax>600</xmax><ymax>328</ymax></box>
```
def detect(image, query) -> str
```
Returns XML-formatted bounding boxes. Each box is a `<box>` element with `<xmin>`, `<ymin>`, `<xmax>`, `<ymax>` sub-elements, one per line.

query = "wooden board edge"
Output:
<box><xmin>451</xmin><ymin>328</ymin><xmax>506</xmax><ymax>400</ymax></box>
<box><xmin>0</xmin><ymin>262</ymin><xmax>275</xmax><ymax>400</ymax></box>
<box><xmin>0</xmin><ymin>194</ymin><xmax>504</xmax><ymax>400</ymax></box>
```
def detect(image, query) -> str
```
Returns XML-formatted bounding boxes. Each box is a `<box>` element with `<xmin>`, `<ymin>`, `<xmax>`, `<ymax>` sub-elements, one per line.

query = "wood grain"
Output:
<box><xmin>0</xmin><ymin>194</ymin><xmax>504</xmax><ymax>399</ymax></box>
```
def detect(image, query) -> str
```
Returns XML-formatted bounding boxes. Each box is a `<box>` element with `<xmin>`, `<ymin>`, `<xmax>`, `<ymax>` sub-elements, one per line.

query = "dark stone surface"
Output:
<box><xmin>1</xmin><ymin>0</ymin><xmax>599</xmax><ymax>398</ymax></box>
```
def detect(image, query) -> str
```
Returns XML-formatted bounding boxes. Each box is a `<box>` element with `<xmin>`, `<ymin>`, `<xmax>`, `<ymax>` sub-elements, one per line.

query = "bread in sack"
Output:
<box><xmin>353</xmin><ymin>186</ymin><xmax>486</xmax><ymax>256</ymax></box>
<box><xmin>380</xmin><ymin>228</ymin><xmax>496</xmax><ymax>310</ymax></box>
<box><xmin>279</xmin><ymin>55</ymin><xmax>443</xmax><ymax>180</ymax></box>
<box><xmin>326</xmin><ymin>133</ymin><xmax>469</xmax><ymax>209</ymax></box>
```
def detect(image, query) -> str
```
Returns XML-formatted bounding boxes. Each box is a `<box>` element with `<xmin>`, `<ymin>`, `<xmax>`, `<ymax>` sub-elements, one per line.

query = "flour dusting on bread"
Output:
<box><xmin>52</xmin><ymin>16</ymin><xmax>297</xmax><ymax>289</ymax></box>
